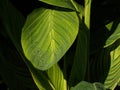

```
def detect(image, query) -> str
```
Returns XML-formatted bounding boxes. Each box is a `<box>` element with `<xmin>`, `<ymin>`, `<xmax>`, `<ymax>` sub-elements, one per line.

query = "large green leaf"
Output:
<box><xmin>1</xmin><ymin>0</ymin><xmax>67</xmax><ymax>89</ymax></box>
<box><xmin>105</xmin><ymin>21</ymin><xmax>120</xmax><ymax>47</ymax></box>
<box><xmin>70</xmin><ymin>81</ymin><xmax>106</xmax><ymax>90</ymax></box>
<box><xmin>21</xmin><ymin>8</ymin><xmax>79</xmax><ymax>70</ymax></box>
<box><xmin>39</xmin><ymin>0</ymin><xmax>75</xmax><ymax>10</ymax></box>
<box><xmin>104</xmin><ymin>42</ymin><xmax>120</xmax><ymax>90</ymax></box>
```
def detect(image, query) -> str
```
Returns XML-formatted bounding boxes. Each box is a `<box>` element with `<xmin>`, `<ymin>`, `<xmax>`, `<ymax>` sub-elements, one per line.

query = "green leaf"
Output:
<box><xmin>39</xmin><ymin>0</ymin><xmax>75</xmax><ymax>10</ymax></box>
<box><xmin>0</xmin><ymin>0</ymin><xmax>25</xmax><ymax>51</ymax></box>
<box><xmin>21</xmin><ymin>8</ymin><xmax>79</xmax><ymax>70</ymax></box>
<box><xmin>70</xmin><ymin>81</ymin><xmax>106</xmax><ymax>90</ymax></box>
<box><xmin>90</xmin><ymin>48</ymin><xmax>110</xmax><ymax>83</ymax></box>
<box><xmin>69</xmin><ymin>19</ymin><xmax>89</xmax><ymax>86</ymax></box>
<box><xmin>105</xmin><ymin>22</ymin><xmax>114</xmax><ymax>31</ymax></box>
<box><xmin>104</xmin><ymin>42</ymin><xmax>120</xmax><ymax>89</ymax></box>
<box><xmin>105</xmin><ymin>21</ymin><xmax>120</xmax><ymax>47</ymax></box>
<box><xmin>118</xmin><ymin>81</ymin><xmax>120</xmax><ymax>86</ymax></box>
<box><xmin>46</xmin><ymin>64</ymin><xmax>67</xmax><ymax>90</ymax></box>
<box><xmin>93</xmin><ymin>82</ymin><xmax>106</xmax><ymax>90</ymax></box>
<box><xmin>0</xmin><ymin>35</ymin><xmax>38</xmax><ymax>90</ymax></box>
<box><xmin>84</xmin><ymin>0</ymin><xmax>91</xmax><ymax>29</ymax></box>
<box><xmin>25</xmin><ymin>60</ymin><xmax>53</xmax><ymax>90</ymax></box>
<box><xmin>70</xmin><ymin>0</ymin><xmax>84</xmax><ymax>17</ymax></box>
<box><xmin>25</xmin><ymin>60</ymin><xmax>67</xmax><ymax>90</ymax></box>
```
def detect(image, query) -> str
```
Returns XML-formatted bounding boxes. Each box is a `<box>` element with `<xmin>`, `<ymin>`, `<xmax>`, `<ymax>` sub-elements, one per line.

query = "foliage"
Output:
<box><xmin>0</xmin><ymin>0</ymin><xmax>120</xmax><ymax>90</ymax></box>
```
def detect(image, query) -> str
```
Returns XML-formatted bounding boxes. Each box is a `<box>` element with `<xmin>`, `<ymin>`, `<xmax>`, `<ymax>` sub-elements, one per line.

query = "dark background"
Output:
<box><xmin>0</xmin><ymin>0</ymin><xmax>120</xmax><ymax>90</ymax></box>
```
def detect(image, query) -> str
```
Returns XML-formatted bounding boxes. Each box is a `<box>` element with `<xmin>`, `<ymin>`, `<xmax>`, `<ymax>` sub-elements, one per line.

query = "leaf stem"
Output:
<box><xmin>84</xmin><ymin>0</ymin><xmax>91</xmax><ymax>29</ymax></box>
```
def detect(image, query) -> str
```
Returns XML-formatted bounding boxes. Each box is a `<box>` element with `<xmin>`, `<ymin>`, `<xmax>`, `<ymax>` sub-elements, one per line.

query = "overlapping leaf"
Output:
<box><xmin>105</xmin><ymin>21</ymin><xmax>120</xmax><ymax>47</ymax></box>
<box><xmin>70</xmin><ymin>81</ymin><xmax>105</xmax><ymax>90</ymax></box>
<box><xmin>104</xmin><ymin>43</ymin><xmax>120</xmax><ymax>89</ymax></box>
<box><xmin>21</xmin><ymin>8</ymin><xmax>79</xmax><ymax>70</ymax></box>
<box><xmin>0</xmin><ymin>35</ymin><xmax>38</xmax><ymax>90</ymax></box>
<box><xmin>69</xmin><ymin>20</ymin><xmax>89</xmax><ymax>86</ymax></box>
<box><xmin>25</xmin><ymin>60</ymin><xmax>53</xmax><ymax>90</ymax></box>
<box><xmin>46</xmin><ymin>64</ymin><xmax>67</xmax><ymax>90</ymax></box>
<box><xmin>118</xmin><ymin>81</ymin><xmax>120</xmax><ymax>86</ymax></box>
<box><xmin>39</xmin><ymin>0</ymin><xmax>75</xmax><ymax>10</ymax></box>
<box><xmin>70</xmin><ymin>0</ymin><xmax>84</xmax><ymax>16</ymax></box>
<box><xmin>90</xmin><ymin>48</ymin><xmax>111</xmax><ymax>83</ymax></box>
<box><xmin>0</xmin><ymin>0</ymin><xmax>25</xmax><ymax>51</ymax></box>
<box><xmin>25</xmin><ymin>59</ymin><xmax>67</xmax><ymax>90</ymax></box>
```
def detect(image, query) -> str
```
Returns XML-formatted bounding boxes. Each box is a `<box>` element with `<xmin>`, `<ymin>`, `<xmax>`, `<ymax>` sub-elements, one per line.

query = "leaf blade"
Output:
<box><xmin>21</xmin><ymin>8</ymin><xmax>79</xmax><ymax>70</ymax></box>
<box><xmin>70</xmin><ymin>81</ymin><xmax>105</xmax><ymax>90</ymax></box>
<box><xmin>104</xmin><ymin>43</ymin><xmax>120</xmax><ymax>89</ymax></box>
<box><xmin>69</xmin><ymin>19</ymin><xmax>89</xmax><ymax>86</ymax></box>
<box><xmin>0</xmin><ymin>0</ymin><xmax>25</xmax><ymax>51</ymax></box>
<box><xmin>46</xmin><ymin>64</ymin><xmax>67</xmax><ymax>90</ymax></box>
<box><xmin>105</xmin><ymin>21</ymin><xmax>120</xmax><ymax>47</ymax></box>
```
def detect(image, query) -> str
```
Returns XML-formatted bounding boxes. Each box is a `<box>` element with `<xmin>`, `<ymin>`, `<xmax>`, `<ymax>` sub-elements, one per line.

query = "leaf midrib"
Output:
<box><xmin>49</xmin><ymin>9</ymin><xmax>55</xmax><ymax>55</ymax></box>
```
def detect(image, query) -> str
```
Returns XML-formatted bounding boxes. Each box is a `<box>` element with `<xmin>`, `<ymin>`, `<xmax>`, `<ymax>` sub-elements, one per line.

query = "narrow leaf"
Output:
<box><xmin>39</xmin><ymin>0</ymin><xmax>75</xmax><ymax>10</ymax></box>
<box><xmin>25</xmin><ymin>59</ymin><xmax>67</xmax><ymax>90</ymax></box>
<box><xmin>21</xmin><ymin>8</ymin><xmax>79</xmax><ymax>70</ymax></box>
<box><xmin>25</xmin><ymin>60</ymin><xmax>53</xmax><ymax>90</ymax></box>
<box><xmin>70</xmin><ymin>0</ymin><xmax>84</xmax><ymax>17</ymax></box>
<box><xmin>0</xmin><ymin>35</ymin><xmax>38</xmax><ymax>90</ymax></box>
<box><xmin>90</xmin><ymin>48</ymin><xmax>110</xmax><ymax>83</ymax></box>
<box><xmin>84</xmin><ymin>0</ymin><xmax>91</xmax><ymax>29</ymax></box>
<box><xmin>105</xmin><ymin>21</ymin><xmax>120</xmax><ymax>47</ymax></box>
<box><xmin>0</xmin><ymin>0</ymin><xmax>25</xmax><ymax>51</ymax></box>
<box><xmin>69</xmin><ymin>19</ymin><xmax>89</xmax><ymax>86</ymax></box>
<box><xmin>46</xmin><ymin>64</ymin><xmax>67</xmax><ymax>90</ymax></box>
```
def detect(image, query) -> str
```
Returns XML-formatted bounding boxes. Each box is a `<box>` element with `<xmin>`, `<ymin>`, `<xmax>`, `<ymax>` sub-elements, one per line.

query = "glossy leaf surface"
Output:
<box><xmin>21</xmin><ymin>8</ymin><xmax>79</xmax><ymax>70</ymax></box>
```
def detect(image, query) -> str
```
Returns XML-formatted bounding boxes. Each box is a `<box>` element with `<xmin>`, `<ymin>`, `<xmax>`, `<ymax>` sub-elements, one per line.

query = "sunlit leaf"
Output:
<box><xmin>104</xmin><ymin>42</ymin><xmax>120</xmax><ymax>89</ymax></box>
<box><xmin>105</xmin><ymin>22</ymin><xmax>114</xmax><ymax>31</ymax></box>
<box><xmin>25</xmin><ymin>60</ymin><xmax>53</xmax><ymax>90</ymax></box>
<box><xmin>118</xmin><ymin>81</ymin><xmax>120</xmax><ymax>86</ymax></box>
<box><xmin>21</xmin><ymin>8</ymin><xmax>79</xmax><ymax>70</ymax></box>
<box><xmin>70</xmin><ymin>0</ymin><xmax>84</xmax><ymax>17</ymax></box>
<box><xmin>25</xmin><ymin>60</ymin><xmax>67</xmax><ymax>90</ymax></box>
<box><xmin>46</xmin><ymin>64</ymin><xmax>67</xmax><ymax>90</ymax></box>
<box><xmin>105</xmin><ymin>21</ymin><xmax>120</xmax><ymax>47</ymax></box>
<box><xmin>39</xmin><ymin>0</ymin><xmax>75</xmax><ymax>10</ymax></box>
